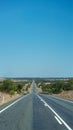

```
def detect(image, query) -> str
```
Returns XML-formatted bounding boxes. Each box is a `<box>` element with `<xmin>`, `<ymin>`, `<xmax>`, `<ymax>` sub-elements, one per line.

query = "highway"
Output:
<box><xmin>0</xmin><ymin>82</ymin><xmax>73</xmax><ymax>130</ymax></box>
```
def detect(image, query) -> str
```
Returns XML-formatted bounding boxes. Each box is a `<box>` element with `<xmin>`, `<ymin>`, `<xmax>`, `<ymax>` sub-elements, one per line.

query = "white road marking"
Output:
<box><xmin>44</xmin><ymin>103</ymin><xmax>48</xmax><ymax>107</ymax></box>
<box><xmin>40</xmin><ymin>99</ymin><xmax>44</xmax><ymax>102</ymax></box>
<box><xmin>37</xmin><ymin>94</ymin><xmax>72</xmax><ymax>130</ymax></box>
<box><xmin>55</xmin><ymin>116</ymin><xmax>62</xmax><ymax>125</ymax></box>
<box><xmin>0</xmin><ymin>94</ymin><xmax>30</xmax><ymax>114</ymax></box>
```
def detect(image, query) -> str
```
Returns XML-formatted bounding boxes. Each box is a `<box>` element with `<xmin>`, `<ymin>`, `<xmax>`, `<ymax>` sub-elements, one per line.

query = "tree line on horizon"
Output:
<box><xmin>37</xmin><ymin>79</ymin><xmax>73</xmax><ymax>94</ymax></box>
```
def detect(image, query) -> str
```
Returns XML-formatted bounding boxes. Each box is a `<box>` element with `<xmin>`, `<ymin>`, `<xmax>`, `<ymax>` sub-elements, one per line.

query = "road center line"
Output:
<box><xmin>0</xmin><ymin>94</ymin><xmax>30</xmax><ymax>114</ymax></box>
<box><xmin>37</xmin><ymin>94</ymin><xmax>72</xmax><ymax>130</ymax></box>
<box><xmin>55</xmin><ymin>116</ymin><xmax>62</xmax><ymax>125</ymax></box>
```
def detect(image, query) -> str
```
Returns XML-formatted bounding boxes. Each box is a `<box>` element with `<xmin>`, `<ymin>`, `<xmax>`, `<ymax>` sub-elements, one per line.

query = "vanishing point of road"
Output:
<box><xmin>0</xmin><ymin>82</ymin><xmax>73</xmax><ymax>130</ymax></box>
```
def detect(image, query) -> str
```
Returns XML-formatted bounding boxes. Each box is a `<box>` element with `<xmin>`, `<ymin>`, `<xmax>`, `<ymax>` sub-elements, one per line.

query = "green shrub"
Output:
<box><xmin>2</xmin><ymin>79</ymin><xmax>16</xmax><ymax>92</ymax></box>
<box><xmin>9</xmin><ymin>90</ymin><xmax>15</xmax><ymax>95</ymax></box>
<box><xmin>16</xmin><ymin>83</ymin><xmax>23</xmax><ymax>92</ymax></box>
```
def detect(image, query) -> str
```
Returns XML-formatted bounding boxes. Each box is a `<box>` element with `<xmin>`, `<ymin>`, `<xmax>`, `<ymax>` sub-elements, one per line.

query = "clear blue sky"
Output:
<box><xmin>0</xmin><ymin>0</ymin><xmax>73</xmax><ymax>77</ymax></box>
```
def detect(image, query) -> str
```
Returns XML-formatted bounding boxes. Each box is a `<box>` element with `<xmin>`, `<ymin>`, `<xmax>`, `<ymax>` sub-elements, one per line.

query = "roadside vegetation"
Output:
<box><xmin>36</xmin><ymin>78</ymin><xmax>73</xmax><ymax>94</ymax></box>
<box><xmin>0</xmin><ymin>78</ymin><xmax>31</xmax><ymax>95</ymax></box>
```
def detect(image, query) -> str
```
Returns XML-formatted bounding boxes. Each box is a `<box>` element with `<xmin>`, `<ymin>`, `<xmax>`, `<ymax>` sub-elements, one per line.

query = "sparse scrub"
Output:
<box><xmin>0</xmin><ymin>79</ymin><xmax>31</xmax><ymax>95</ymax></box>
<box><xmin>36</xmin><ymin>79</ymin><xmax>73</xmax><ymax>94</ymax></box>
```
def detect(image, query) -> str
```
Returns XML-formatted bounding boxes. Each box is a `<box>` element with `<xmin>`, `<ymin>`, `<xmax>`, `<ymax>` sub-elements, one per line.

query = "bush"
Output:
<box><xmin>9</xmin><ymin>90</ymin><xmax>15</xmax><ymax>95</ymax></box>
<box><xmin>62</xmin><ymin>79</ymin><xmax>73</xmax><ymax>91</ymax></box>
<box><xmin>16</xmin><ymin>83</ymin><xmax>23</xmax><ymax>92</ymax></box>
<box><xmin>51</xmin><ymin>81</ymin><xmax>63</xmax><ymax>94</ymax></box>
<box><xmin>2</xmin><ymin>79</ymin><xmax>16</xmax><ymax>92</ymax></box>
<box><xmin>41</xmin><ymin>80</ymin><xmax>65</xmax><ymax>94</ymax></box>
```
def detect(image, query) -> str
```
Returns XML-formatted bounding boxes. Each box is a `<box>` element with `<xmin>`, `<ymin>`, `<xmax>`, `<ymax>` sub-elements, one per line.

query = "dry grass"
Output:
<box><xmin>36</xmin><ymin>87</ymin><xmax>42</xmax><ymax>93</ymax></box>
<box><xmin>53</xmin><ymin>90</ymin><xmax>73</xmax><ymax>100</ymax></box>
<box><xmin>0</xmin><ymin>92</ymin><xmax>21</xmax><ymax>106</ymax></box>
<box><xmin>0</xmin><ymin>79</ymin><xmax>30</xmax><ymax>106</ymax></box>
<box><xmin>0</xmin><ymin>78</ymin><xmax>5</xmax><ymax>82</ymax></box>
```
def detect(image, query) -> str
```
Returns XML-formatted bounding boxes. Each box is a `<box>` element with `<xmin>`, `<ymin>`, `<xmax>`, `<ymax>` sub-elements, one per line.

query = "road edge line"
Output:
<box><xmin>37</xmin><ymin>94</ymin><xmax>72</xmax><ymax>130</ymax></box>
<box><xmin>0</xmin><ymin>94</ymin><xmax>30</xmax><ymax>114</ymax></box>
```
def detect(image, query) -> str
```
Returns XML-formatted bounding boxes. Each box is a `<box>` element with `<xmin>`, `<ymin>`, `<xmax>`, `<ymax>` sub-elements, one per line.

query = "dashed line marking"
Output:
<box><xmin>37</xmin><ymin>94</ymin><xmax>72</xmax><ymax>130</ymax></box>
<box><xmin>55</xmin><ymin>116</ymin><xmax>62</xmax><ymax>125</ymax></box>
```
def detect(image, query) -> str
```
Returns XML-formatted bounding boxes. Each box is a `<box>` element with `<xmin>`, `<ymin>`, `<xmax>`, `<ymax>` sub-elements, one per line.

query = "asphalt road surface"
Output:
<box><xmin>0</xmin><ymin>83</ymin><xmax>73</xmax><ymax>130</ymax></box>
